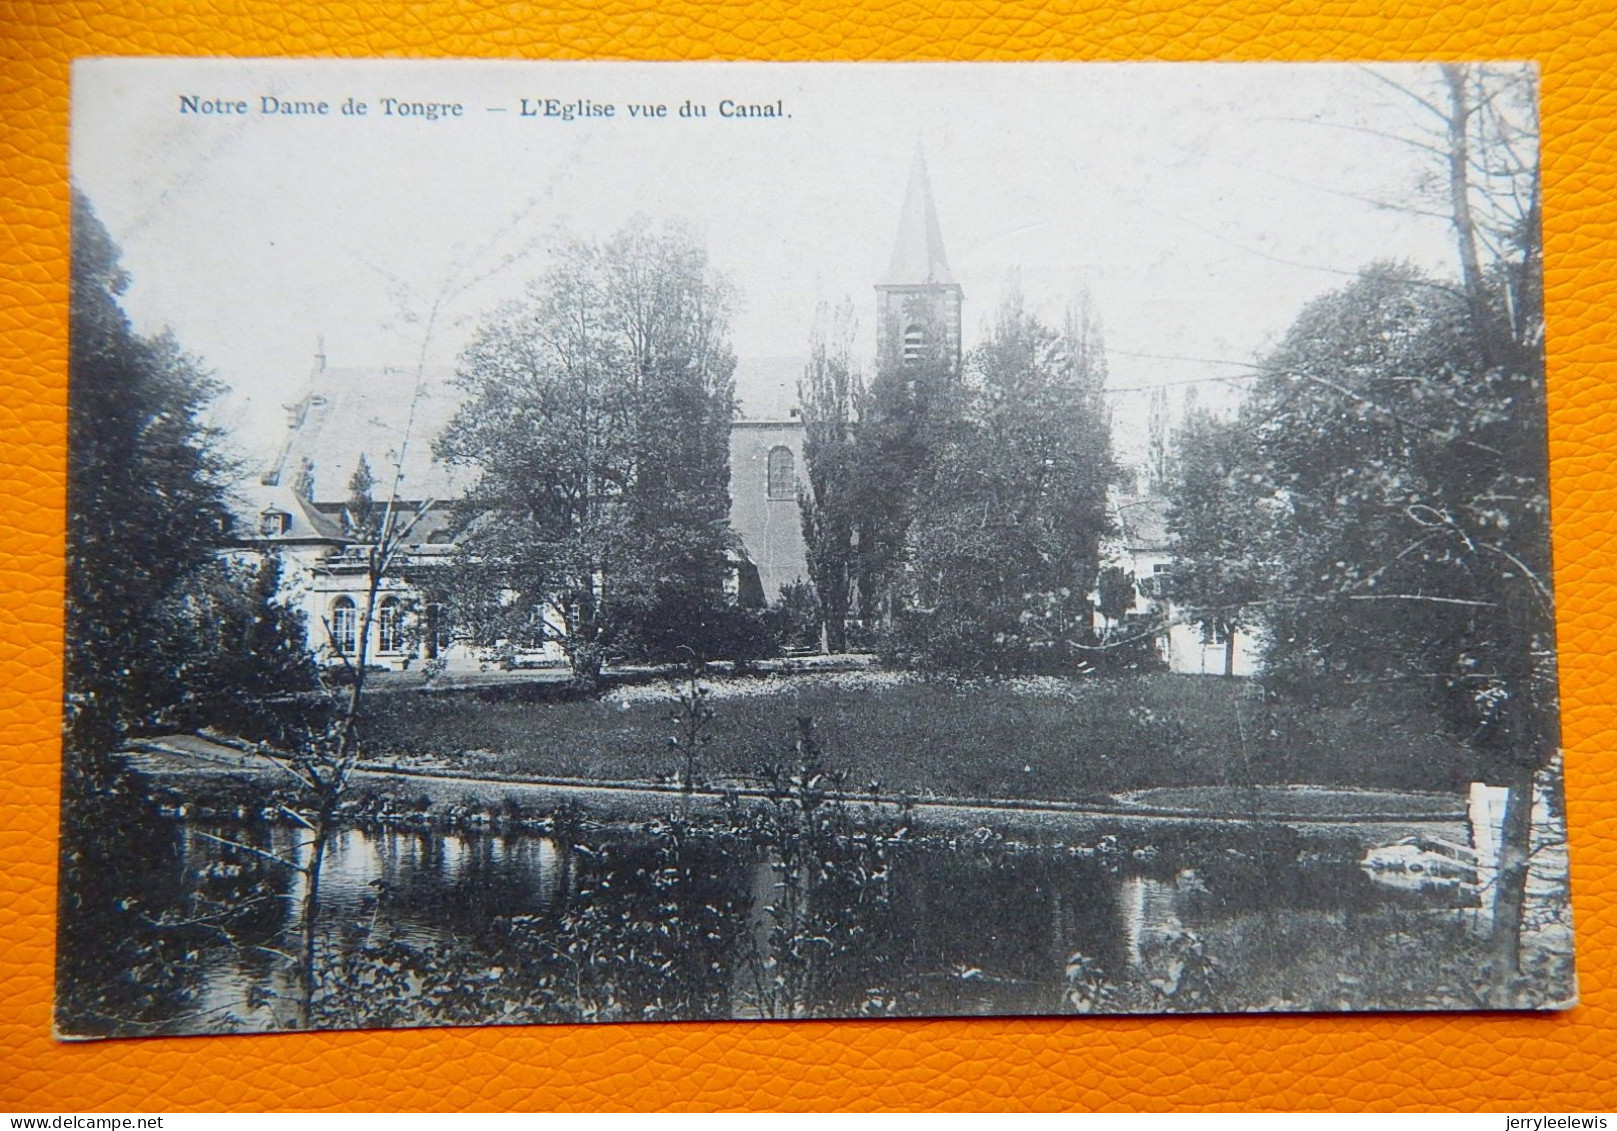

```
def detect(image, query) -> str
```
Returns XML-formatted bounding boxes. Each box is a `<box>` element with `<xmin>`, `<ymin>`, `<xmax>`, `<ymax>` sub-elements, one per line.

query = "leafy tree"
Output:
<box><xmin>437</xmin><ymin>219</ymin><xmax>739</xmax><ymax>681</ymax></box>
<box><xmin>899</xmin><ymin>291</ymin><xmax>1115</xmax><ymax>671</ymax></box>
<box><xmin>851</xmin><ymin>304</ymin><xmax>960</xmax><ymax>623</ymax></box>
<box><xmin>1161</xmin><ymin>64</ymin><xmax>1549</xmax><ymax>1000</ymax></box>
<box><xmin>59</xmin><ymin>189</ymin><xmax>237</xmax><ymax>1036</ymax></box>
<box><xmin>64</xmin><ymin>189</ymin><xmax>236</xmax><ymax>758</ymax></box>
<box><xmin>1166</xmin><ymin>409</ymin><xmax>1268</xmax><ymax>676</ymax></box>
<box><xmin>1430</xmin><ymin>63</ymin><xmax>1552</xmax><ymax>998</ymax></box>
<box><xmin>344</xmin><ymin>454</ymin><xmax>378</xmax><ymax>537</ymax></box>
<box><xmin>141</xmin><ymin>552</ymin><xmax>317</xmax><ymax>732</ymax></box>
<box><xmin>1239</xmin><ymin>261</ymin><xmax>1552</xmax><ymax>997</ymax></box>
<box><xmin>1095</xmin><ymin>565</ymin><xmax>1137</xmax><ymax>639</ymax></box>
<box><xmin>765</xmin><ymin>579</ymin><xmax>824</xmax><ymax>653</ymax></box>
<box><xmin>797</xmin><ymin>302</ymin><xmax>862</xmax><ymax>652</ymax></box>
<box><xmin>1233</xmin><ymin>262</ymin><xmax>1550</xmax><ymax>734</ymax></box>
<box><xmin>1224</xmin><ymin>258</ymin><xmax>1547</xmax><ymax>1006</ymax></box>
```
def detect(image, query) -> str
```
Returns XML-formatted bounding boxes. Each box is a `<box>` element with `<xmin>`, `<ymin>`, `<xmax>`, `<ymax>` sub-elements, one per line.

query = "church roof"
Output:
<box><xmin>733</xmin><ymin>356</ymin><xmax>805</xmax><ymax>422</ymax></box>
<box><xmin>265</xmin><ymin>365</ymin><xmax>469</xmax><ymax>506</ymax></box>
<box><xmin>879</xmin><ymin>145</ymin><xmax>957</xmax><ymax>287</ymax></box>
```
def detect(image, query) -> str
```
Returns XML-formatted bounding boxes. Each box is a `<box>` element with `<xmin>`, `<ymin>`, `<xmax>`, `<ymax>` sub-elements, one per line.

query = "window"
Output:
<box><xmin>331</xmin><ymin>596</ymin><xmax>357</xmax><ymax>656</ymax></box>
<box><xmin>378</xmin><ymin>597</ymin><xmax>405</xmax><ymax>654</ymax></box>
<box><xmin>259</xmin><ymin>509</ymin><xmax>289</xmax><ymax>537</ymax></box>
<box><xmin>767</xmin><ymin>446</ymin><xmax>795</xmax><ymax>500</ymax></box>
<box><xmin>902</xmin><ymin>324</ymin><xmax>925</xmax><ymax>365</ymax></box>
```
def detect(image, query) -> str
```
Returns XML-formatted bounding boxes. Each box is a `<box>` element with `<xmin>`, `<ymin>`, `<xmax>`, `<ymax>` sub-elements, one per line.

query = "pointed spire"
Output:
<box><xmin>881</xmin><ymin>143</ymin><xmax>955</xmax><ymax>286</ymax></box>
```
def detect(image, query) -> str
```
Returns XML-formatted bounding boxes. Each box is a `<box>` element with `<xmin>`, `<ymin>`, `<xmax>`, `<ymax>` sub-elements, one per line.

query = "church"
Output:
<box><xmin>232</xmin><ymin>146</ymin><xmax>966</xmax><ymax>669</ymax></box>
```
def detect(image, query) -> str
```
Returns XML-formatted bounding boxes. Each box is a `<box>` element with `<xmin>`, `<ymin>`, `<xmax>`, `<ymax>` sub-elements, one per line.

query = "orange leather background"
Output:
<box><xmin>3</xmin><ymin>0</ymin><xmax>1614</xmax><ymax>1112</ymax></box>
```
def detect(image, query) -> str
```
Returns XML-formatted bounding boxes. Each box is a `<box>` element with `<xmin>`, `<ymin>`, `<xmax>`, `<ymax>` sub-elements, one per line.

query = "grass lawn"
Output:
<box><xmin>354</xmin><ymin>670</ymin><xmax>1480</xmax><ymax>803</ymax></box>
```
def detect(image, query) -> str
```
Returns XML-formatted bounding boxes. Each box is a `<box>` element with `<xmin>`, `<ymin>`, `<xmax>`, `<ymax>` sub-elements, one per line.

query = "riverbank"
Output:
<box><xmin>351</xmin><ymin>668</ymin><xmax>1481</xmax><ymax>800</ymax></box>
<box><xmin>121</xmin><ymin>731</ymin><xmax>1468</xmax><ymax>844</ymax></box>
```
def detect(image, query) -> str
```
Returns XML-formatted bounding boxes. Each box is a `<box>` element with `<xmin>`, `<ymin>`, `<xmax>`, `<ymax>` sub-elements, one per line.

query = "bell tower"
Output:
<box><xmin>875</xmin><ymin>144</ymin><xmax>964</xmax><ymax>372</ymax></box>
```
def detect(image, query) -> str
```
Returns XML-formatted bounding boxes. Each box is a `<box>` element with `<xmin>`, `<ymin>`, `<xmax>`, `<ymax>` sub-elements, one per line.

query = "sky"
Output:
<box><xmin>70</xmin><ymin>59</ymin><xmax>1493</xmax><ymax>472</ymax></box>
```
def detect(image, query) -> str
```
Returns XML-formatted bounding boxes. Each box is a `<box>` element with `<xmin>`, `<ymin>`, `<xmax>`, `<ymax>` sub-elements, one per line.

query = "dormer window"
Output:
<box><xmin>259</xmin><ymin>509</ymin><xmax>291</xmax><ymax>537</ymax></box>
<box><xmin>903</xmin><ymin>324</ymin><xmax>925</xmax><ymax>365</ymax></box>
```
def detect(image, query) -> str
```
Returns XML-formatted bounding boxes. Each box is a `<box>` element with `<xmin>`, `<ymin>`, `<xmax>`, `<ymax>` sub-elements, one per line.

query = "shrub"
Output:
<box><xmin>612</xmin><ymin>589</ymin><xmax>780</xmax><ymax>667</ymax></box>
<box><xmin>763</xmin><ymin>580</ymin><xmax>822</xmax><ymax>652</ymax></box>
<box><xmin>1082</xmin><ymin>610</ymin><xmax>1170</xmax><ymax>676</ymax></box>
<box><xmin>876</xmin><ymin>608</ymin><xmax>1108</xmax><ymax>677</ymax></box>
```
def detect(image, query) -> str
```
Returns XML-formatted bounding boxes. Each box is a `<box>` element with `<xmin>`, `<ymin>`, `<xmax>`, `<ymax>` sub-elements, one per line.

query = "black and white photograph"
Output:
<box><xmin>59</xmin><ymin>58</ymin><xmax>1572</xmax><ymax>1038</ymax></box>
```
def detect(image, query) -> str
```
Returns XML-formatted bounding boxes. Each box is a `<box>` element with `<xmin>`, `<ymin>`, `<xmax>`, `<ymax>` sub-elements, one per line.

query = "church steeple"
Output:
<box><xmin>875</xmin><ymin>143</ymin><xmax>964</xmax><ymax>371</ymax></box>
<box><xmin>881</xmin><ymin>145</ymin><xmax>955</xmax><ymax>286</ymax></box>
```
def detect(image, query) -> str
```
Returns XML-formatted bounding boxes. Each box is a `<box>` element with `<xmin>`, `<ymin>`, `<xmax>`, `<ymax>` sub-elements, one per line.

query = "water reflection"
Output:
<box><xmin>1119</xmin><ymin>876</ymin><xmax>1183</xmax><ymax>967</ymax></box>
<box><xmin>62</xmin><ymin>807</ymin><xmax>1508</xmax><ymax>1037</ymax></box>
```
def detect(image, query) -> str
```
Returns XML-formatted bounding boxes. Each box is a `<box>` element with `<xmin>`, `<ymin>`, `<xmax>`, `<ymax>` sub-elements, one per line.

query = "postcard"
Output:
<box><xmin>59</xmin><ymin>58</ymin><xmax>1571</xmax><ymax>1037</ymax></box>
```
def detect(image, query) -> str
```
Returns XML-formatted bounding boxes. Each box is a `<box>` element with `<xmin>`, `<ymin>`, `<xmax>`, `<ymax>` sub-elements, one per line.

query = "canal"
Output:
<box><xmin>58</xmin><ymin>784</ymin><xmax>1565</xmax><ymax>1038</ymax></box>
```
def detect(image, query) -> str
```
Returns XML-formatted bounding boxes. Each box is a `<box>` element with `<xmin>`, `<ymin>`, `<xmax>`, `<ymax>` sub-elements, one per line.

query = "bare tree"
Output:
<box><xmin>219</xmin><ymin>206</ymin><xmax>548</xmax><ymax>1027</ymax></box>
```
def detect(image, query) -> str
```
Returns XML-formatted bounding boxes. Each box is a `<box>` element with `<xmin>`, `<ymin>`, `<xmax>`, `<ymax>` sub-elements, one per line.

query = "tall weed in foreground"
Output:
<box><xmin>666</xmin><ymin>652</ymin><xmax>716</xmax><ymax>791</ymax></box>
<box><xmin>739</xmin><ymin>715</ymin><xmax>908</xmax><ymax>1019</ymax></box>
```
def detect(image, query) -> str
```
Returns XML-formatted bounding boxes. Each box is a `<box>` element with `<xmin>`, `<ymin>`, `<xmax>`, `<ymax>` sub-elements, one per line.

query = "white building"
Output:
<box><xmin>1109</xmin><ymin>494</ymin><xmax>1261</xmax><ymax>677</ymax></box>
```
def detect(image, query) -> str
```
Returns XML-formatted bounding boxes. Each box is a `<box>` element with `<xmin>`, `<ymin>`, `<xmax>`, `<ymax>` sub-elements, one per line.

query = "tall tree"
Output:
<box><xmin>1288</xmin><ymin>63</ymin><xmax>1548</xmax><ymax>997</ymax></box>
<box><xmin>797</xmin><ymin>302</ymin><xmax>862</xmax><ymax>652</ymax></box>
<box><xmin>59</xmin><ymin>189</ymin><xmax>235</xmax><ymax>1035</ymax></box>
<box><xmin>1220</xmin><ymin>258</ymin><xmax>1551</xmax><ymax>1000</ymax></box>
<box><xmin>1432</xmin><ymin>62</ymin><xmax>1550</xmax><ymax>1000</ymax></box>
<box><xmin>901</xmin><ymin>291</ymin><xmax>1115</xmax><ymax>670</ymax></box>
<box><xmin>1166</xmin><ymin>408</ymin><xmax>1267</xmax><ymax>676</ymax></box>
<box><xmin>852</xmin><ymin>304</ymin><xmax>959</xmax><ymax>622</ymax></box>
<box><xmin>64</xmin><ymin>188</ymin><xmax>234</xmax><ymax>757</ymax></box>
<box><xmin>1176</xmin><ymin>68</ymin><xmax>1549</xmax><ymax>995</ymax></box>
<box><xmin>605</xmin><ymin>221</ymin><xmax>739</xmax><ymax>626</ymax></box>
<box><xmin>437</xmin><ymin>219</ymin><xmax>738</xmax><ymax>682</ymax></box>
<box><xmin>1238</xmin><ymin>262</ymin><xmax>1549</xmax><ymax>714</ymax></box>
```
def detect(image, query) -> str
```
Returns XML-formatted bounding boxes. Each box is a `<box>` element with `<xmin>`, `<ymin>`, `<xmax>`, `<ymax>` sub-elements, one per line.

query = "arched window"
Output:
<box><xmin>902</xmin><ymin>323</ymin><xmax>926</xmax><ymax>365</ymax></box>
<box><xmin>331</xmin><ymin>596</ymin><xmax>357</xmax><ymax>656</ymax></box>
<box><xmin>378</xmin><ymin>597</ymin><xmax>405</xmax><ymax>654</ymax></box>
<box><xmin>259</xmin><ymin>509</ymin><xmax>289</xmax><ymax>537</ymax></box>
<box><xmin>767</xmin><ymin>446</ymin><xmax>795</xmax><ymax>500</ymax></box>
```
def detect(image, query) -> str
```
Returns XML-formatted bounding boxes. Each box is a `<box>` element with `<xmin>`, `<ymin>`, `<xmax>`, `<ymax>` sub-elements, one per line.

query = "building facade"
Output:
<box><xmin>233</xmin><ymin>148</ymin><xmax>967</xmax><ymax>667</ymax></box>
<box><xmin>234</xmin><ymin>361</ymin><xmax>818</xmax><ymax>669</ymax></box>
<box><xmin>1109</xmin><ymin>494</ymin><xmax>1261</xmax><ymax>677</ymax></box>
<box><xmin>235</xmin><ymin>150</ymin><xmax>1257</xmax><ymax>677</ymax></box>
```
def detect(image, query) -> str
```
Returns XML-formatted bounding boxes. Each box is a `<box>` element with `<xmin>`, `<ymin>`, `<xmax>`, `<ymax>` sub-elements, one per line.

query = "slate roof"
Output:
<box><xmin>265</xmin><ymin>366</ymin><xmax>469</xmax><ymax>506</ymax></box>
<box><xmin>878</xmin><ymin>145</ymin><xmax>956</xmax><ymax>287</ymax></box>
<box><xmin>229</xmin><ymin>481</ymin><xmax>346</xmax><ymax>544</ymax></box>
<box><xmin>1114</xmin><ymin>494</ymin><xmax>1174</xmax><ymax>552</ymax></box>
<box><xmin>263</xmin><ymin>359</ymin><xmax>805</xmax><ymax>508</ymax></box>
